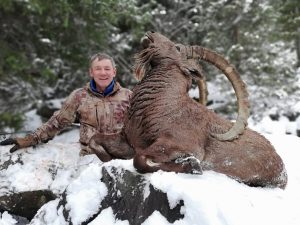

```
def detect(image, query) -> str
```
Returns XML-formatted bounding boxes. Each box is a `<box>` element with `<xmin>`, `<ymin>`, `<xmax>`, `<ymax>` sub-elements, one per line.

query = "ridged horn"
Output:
<box><xmin>176</xmin><ymin>43</ymin><xmax>208</xmax><ymax>105</ymax></box>
<box><xmin>190</xmin><ymin>45</ymin><xmax>250</xmax><ymax>141</ymax></box>
<box><xmin>197</xmin><ymin>76</ymin><xmax>208</xmax><ymax>105</ymax></box>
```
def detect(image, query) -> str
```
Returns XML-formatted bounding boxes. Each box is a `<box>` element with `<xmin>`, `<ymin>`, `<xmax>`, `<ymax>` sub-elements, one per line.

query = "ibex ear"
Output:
<box><xmin>180</xmin><ymin>64</ymin><xmax>204</xmax><ymax>80</ymax></box>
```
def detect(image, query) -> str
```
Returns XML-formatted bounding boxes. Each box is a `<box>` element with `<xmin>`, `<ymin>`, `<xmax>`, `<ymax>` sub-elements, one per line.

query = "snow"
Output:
<box><xmin>0</xmin><ymin>212</ymin><xmax>17</xmax><ymax>225</ymax></box>
<box><xmin>0</xmin><ymin>141</ymin><xmax>81</xmax><ymax>197</ymax></box>
<box><xmin>40</xmin><ymin>38</ymin><xmax>51</xmax><ymax>44</ymax></box>
<box><xmin>1</xmin><ymin>116</ymin><xmax>300</xmax><ymax>225</ymax></box>
<box><xmin>88</xmin><ymin>207</ymin><xmax>129</xmax><ymax>225</ymax></box>
<box><xmin>22</xmin><ymin>110</ymin><xmax>43</xmax><ymax>131</ymax></box>
<box><xmin>66</xmin><ymin>163</ymin><xmax>108</xmax><ymax>225</ymax></box>
<box><xmin>189</xmin><ymin>80</ymin><xmax>231</xmax><ymax>110</ymax></box>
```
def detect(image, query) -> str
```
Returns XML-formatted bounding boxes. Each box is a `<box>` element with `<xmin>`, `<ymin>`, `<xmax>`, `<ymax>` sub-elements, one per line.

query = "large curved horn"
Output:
<box><xmin>176</xmin><ymin>43</ymin><xmax>208</xmax><ymax>105</ymax></box>
<box><xmin>190</xmin><ymin>45</ymin><xmax>250</xmax><ymax>141</ymax></box>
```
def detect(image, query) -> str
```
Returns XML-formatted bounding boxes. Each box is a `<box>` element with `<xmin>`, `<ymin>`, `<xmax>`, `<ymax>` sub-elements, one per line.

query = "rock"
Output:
<box><xmin>0</xmin><ymin>190</ymin><xmax>56</xmax><ymax>220</ymax></box>
<box><xmin>82</xmin><ymin>166</ymin><xmax>184</xmax><ymax>224</ymax></box>
<box><xmin>36</xmin><ymin>99</ymin><xmax>62</xmax><ymax>120</ymax></box>
<box><xmin>31</xmin><ymin>165</ymin><xmax>184</xmax><ymax>225</ymax></box>
<box><xmin>1</xmin><ymin>138</ymin><xmax>184</xmax><ymax>224</ymax></box>
<box><xmin>36</xmin><ymin>98</ymin><xmax>80</xmax><ymax>123</ymax></box>
<box><xmin>0</xmin><ymin>139</ymin><xmax>81</xmax><ymax>224</ymax></box>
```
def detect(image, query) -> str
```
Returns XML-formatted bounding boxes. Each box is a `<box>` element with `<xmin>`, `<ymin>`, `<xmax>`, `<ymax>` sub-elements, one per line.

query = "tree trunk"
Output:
<box><xmin>295</xmin><ymin>29</ymin><xmax>300</xmax><ymax>67</ymax></box>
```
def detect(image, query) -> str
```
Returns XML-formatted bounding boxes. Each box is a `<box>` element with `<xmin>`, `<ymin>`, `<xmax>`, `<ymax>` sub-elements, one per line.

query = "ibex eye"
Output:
<box><xmin>175</xmin><ymin>46</ymin><xmax>181</xmax><ymax>51</ymax></box>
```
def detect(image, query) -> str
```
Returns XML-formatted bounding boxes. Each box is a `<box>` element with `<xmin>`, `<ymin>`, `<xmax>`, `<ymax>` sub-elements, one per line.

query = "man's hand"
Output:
<box><xmin>0</xmin><ymin>138</ymin><xmax>20</xmax><ymax>153</ymax></box>
<box><xmin>0</xmin><ymin>135</ymin><xmax>37</xmax><ymax>153</ymax></box>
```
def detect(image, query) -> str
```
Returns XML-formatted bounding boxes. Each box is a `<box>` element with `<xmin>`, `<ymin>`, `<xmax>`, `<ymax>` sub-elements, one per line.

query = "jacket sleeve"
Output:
<box><xmin>32</xmin><ymin>89</ymin><xmax>81</xmax><ymax>143</ymax></box>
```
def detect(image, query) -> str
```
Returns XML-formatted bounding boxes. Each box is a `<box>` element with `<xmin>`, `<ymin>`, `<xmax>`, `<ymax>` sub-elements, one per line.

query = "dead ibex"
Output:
<box><xmin>90</xmin><ymin>31</ymin><xmax>287</xmax><ymax>189</ymax></box>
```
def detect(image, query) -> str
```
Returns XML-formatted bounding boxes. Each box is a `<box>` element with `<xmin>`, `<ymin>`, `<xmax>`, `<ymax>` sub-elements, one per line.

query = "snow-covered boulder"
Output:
<box><xmin>0</xmin><ymin>129</ymin><xmax>82</xmax><ymax>223</ymax></box>
<box><xmin>31</xmin><ymin>164</ymin><xmax>183</xmax><ymax>225</ymax></box>
<box><xmin>0</xmin><ymin>130</ymin><xmax>183</xmax><ymax>224</ymax></box>
<box><xmin>0</xmin><ymin>190</ymin><xmax>56</xmax><ymax>220</ymax></box>
<box><xmin>1</xmin><ymin>129</ymin><xmax>300</xmax><ymax>225</ymax></box>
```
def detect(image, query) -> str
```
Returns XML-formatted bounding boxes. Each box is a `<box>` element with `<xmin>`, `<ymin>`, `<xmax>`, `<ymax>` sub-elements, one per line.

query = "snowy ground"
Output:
<box><xmin>0</xmin><ymin>111</ymin><xmax>300</xmax><ymax>225</ymax></box>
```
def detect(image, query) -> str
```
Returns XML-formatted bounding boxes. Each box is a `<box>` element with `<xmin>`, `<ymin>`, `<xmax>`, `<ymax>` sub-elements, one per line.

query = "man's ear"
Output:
<box><xmin>113</xmin><ymin>68</ymin><xmax>117</xmax><ymax>77</ymax></box>
<box><xmin>89</xmin><ymin>68</ymin><xmax>93</xmax><ymax>78</ymax></box>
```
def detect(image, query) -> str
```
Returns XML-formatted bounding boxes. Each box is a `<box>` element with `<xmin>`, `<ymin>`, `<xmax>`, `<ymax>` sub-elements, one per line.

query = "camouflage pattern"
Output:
<box><xmin>31</xmin><ymin>82</ymin><xmax>131</xmax><ymax>155</ymax></box>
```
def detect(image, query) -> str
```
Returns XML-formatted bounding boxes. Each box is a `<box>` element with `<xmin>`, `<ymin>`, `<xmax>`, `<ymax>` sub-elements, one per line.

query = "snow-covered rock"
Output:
<box><xmin>1</xmin><ymin>128</ymin><xmax>300</xmax><ymax>225</ymax></box>
<box><xmin>31</xmin><ymin>165</ymin><xmax>183</xmax><ymax>225</ymax></box>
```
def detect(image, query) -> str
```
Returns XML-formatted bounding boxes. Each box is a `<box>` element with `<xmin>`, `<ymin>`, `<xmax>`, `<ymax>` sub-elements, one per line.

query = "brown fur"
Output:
<box><xmin>90</xmin><ymin>31</ymin><xmax>287</xmax><ymax>189</ymax></box>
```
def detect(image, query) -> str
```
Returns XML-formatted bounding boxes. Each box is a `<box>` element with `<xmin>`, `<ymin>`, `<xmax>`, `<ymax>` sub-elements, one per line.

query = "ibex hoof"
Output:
<box><xmin>175</xmin><ymin>155</ymin><xmax>202</xmax><ymax>175</ymax></box>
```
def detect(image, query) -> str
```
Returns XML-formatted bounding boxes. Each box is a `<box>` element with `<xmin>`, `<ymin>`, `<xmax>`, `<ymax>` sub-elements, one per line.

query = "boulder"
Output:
<box><xmin>0</xmin><ymin>190</ymin><xmax>56</xmax><ymax>220</ymax></box>
<box><xmin>31</xmin><ymin>165</ymin><xmax>184</xmax><ymax>225</ymax></box>
<box><xmin>1</xmin><ymin>142</ymin><xmax>184</xmax><ymax>224</ymax></box>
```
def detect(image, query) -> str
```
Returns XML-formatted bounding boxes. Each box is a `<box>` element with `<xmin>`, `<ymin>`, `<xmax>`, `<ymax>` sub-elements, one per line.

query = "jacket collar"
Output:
<box><xmin>87</xmin><ymin>80</ymin><xmax>121</xmax><ymax>97</ymax></box>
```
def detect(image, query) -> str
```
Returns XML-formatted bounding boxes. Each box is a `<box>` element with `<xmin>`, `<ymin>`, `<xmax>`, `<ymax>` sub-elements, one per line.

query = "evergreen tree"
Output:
<box><xmin>0</xmin><ymin>0</ymin><xmax>150</xmax><ymax>131</ymax></box>
<box><xmin>275</xmin><ymin>0</ymin><xmax>300</xmax><ymax>67</ymax></box>
<box><xmin>0</xmin><ymin>0</ymin><xmax>298</xmax><ymax>131</ymax></box>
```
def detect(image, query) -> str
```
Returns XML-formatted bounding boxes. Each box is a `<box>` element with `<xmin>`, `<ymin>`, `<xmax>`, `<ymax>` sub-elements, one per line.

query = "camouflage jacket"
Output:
<box><xmin>31</xmin><ymin>81</ymin><xmax>132</xmax><ymax>155</ymax></box>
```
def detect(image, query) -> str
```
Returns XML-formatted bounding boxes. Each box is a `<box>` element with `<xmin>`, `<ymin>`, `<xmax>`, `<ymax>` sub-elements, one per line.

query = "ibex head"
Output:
<box><xmin>134</xmin><ymin>31</ymin><xmax>204</xmax><ymax>82</ymax></box>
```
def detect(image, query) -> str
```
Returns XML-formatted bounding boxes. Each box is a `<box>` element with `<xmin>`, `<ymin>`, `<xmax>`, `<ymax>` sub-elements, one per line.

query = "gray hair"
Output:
<box><xmin>89</xmin><ymin>53</ymin><xmax>116</xmax><ymax>68</ymax></box>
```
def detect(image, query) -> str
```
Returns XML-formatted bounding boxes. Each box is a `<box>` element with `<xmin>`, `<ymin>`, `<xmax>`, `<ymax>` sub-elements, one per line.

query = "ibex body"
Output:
<box><xmin>90</xmin><ymin>31</ymin><xmax>287</xmax><ymax>189</ymax></box>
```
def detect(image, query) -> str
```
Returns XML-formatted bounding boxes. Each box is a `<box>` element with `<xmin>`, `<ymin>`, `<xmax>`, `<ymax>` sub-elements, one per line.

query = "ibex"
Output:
<box><xmin>90</xmin><ymin>31</ymin><xmax>287</xmax><ymax>189</ymax></box>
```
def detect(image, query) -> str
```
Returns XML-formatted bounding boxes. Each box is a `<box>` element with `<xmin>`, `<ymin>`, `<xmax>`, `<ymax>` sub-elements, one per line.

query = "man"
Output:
<box><xmin>1</xmin><ymin>53</ymin><xmax>133</xmax><ymax>159</ymax></box>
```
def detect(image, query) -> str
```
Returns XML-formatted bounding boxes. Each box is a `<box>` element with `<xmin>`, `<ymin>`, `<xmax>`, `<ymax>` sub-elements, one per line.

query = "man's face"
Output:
<box><xmin>89</xmin><ymin>58</ymin><xmax>116</xmax><ymax>92</ymax></box>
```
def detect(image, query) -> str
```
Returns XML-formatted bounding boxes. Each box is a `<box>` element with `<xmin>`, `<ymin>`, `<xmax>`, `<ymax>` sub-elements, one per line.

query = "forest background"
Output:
<box><xmin>0</xmin><ymin>0</ymin><xmax>299</xmax><ymax>133</ymax></box>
